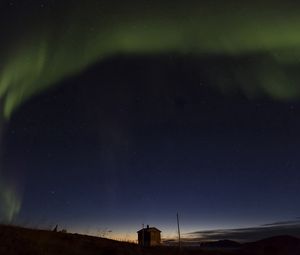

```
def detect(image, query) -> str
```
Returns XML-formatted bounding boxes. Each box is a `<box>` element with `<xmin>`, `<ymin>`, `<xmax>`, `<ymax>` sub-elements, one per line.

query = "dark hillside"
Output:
<box><xmin>1</xmin><ymin>225</ymin><xmax>300</xmax><ymax>255</ymax></box>
<box><xmin>241</xmin><ymin>235</ymin><xmax>300</xmax><ymax>255</ymax></box>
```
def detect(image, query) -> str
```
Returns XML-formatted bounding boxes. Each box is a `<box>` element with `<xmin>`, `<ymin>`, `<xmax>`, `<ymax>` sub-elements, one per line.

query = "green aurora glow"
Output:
<box><xmin>0</xmin><ymin>179</ymin><xmax>21</xmax><ymax>222</ymax></box>
<box><xmin>1</xmin><ymin>1</ymin><xmax>300</xmax><ymax>117</ymax></box>
<box><xmin>1</xmin><ymin>0</ymin><xmax>300</xmax><ymax>221</ymax></box>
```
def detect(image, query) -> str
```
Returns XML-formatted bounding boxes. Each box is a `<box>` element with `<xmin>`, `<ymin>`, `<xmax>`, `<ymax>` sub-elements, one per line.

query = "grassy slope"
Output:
<box><xmin>0</xmin><ymin>225</ymin><xmax>140</xmax><ymax>255</ymax></box>
<box><xmin>0</xmin><ymin>225</ymin><xmax>222</xmax><ymax>255</ymax></box>
<box><xmin>2</xmin><ymin>225</ymin><xmax>300</xmax><ymax>255</ymax></box>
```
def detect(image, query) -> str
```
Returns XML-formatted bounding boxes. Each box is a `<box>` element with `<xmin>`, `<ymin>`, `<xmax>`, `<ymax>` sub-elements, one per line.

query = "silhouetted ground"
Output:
<box><xmin>240</xmin><ymin>235</ymin><xmax>300</xmax><ymax>255</ymax></box>
<box><xmin>0</xmin><ymin>225</ymin><xmax>300</xmax><ymax>255</ymax></box>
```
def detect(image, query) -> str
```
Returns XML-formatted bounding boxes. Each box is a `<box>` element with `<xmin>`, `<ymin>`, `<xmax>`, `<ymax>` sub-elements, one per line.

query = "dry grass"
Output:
<box><xmin>0</xmin><ymin>224</ymin><xmax>235</xmax><ymax>255</ymax></box>
<box><xmin>1</xmin><ymin>225</ymin><xmax>299</xmax><ymax>255</ymax></box>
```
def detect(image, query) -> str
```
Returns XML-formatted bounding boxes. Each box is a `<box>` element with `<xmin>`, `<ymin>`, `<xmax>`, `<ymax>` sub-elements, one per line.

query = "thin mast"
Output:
<box><xmin>177</xmin><ymin>213</ymin><xmax>181</xmax><ymax>249</ymax></box>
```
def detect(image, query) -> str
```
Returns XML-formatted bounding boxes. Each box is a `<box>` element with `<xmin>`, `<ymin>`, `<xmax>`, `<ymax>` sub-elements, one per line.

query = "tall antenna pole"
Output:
<box><xmin>177</xmin><ymin>213</ymin><xmax>181</xmax><ymax>250</ymax></box>
<box><xmin>142</xmin><ymin>223</ymin><xmax>144</xmax><ymax>247</ymax></box>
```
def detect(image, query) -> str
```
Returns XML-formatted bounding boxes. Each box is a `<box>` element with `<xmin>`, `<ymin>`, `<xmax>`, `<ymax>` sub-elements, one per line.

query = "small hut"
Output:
<box><xmin>137</xmin><ymin>225</ymin><xmax>161</xmax><ymax>247</ymax></box>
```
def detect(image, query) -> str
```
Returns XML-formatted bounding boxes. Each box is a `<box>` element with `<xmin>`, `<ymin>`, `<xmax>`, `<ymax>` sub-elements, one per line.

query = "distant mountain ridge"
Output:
<box><xmin>200</xmin><ymin>239</ymin><xmax>241</xmax><ymax>248</ymax></box>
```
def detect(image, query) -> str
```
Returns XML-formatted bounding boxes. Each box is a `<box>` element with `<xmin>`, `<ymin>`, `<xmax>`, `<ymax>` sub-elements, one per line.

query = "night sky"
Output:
<box><xmin>1</xmin><ymin>0</ymin><xmax>300</xmax><ymax>242</ymax></box>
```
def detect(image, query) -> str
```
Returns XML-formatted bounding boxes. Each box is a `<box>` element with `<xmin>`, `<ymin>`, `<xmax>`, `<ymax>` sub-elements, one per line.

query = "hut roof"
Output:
<box><xmin>137</xmin><ymin>227</ymin><xmax>161</xmax><ymax>233</ymax></box>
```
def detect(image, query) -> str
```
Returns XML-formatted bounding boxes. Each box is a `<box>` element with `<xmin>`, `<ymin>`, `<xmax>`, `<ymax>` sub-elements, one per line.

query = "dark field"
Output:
<box><xmin>1</xmin><ymin>225</ymin><xmax>300</xmax><ymax>255</ymax></box>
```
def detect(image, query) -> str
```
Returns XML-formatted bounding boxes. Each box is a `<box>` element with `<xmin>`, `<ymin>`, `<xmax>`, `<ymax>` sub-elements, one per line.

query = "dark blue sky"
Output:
<box><xmin>3</xmin><ymin>56</ymin><xmax>300</xmax><ymax>241</ymax></box>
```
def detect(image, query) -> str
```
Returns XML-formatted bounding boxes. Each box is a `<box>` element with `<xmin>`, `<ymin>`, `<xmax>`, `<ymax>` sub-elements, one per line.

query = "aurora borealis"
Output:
<box><xmin>2</xmin><ymin>0</ymin><xmax>300</xmax><ymax>118</ymax></box>
<box><xmin>1</xmin><ymin>0</ymin><xmax>300</xmax><ymax>241</ymax></box>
